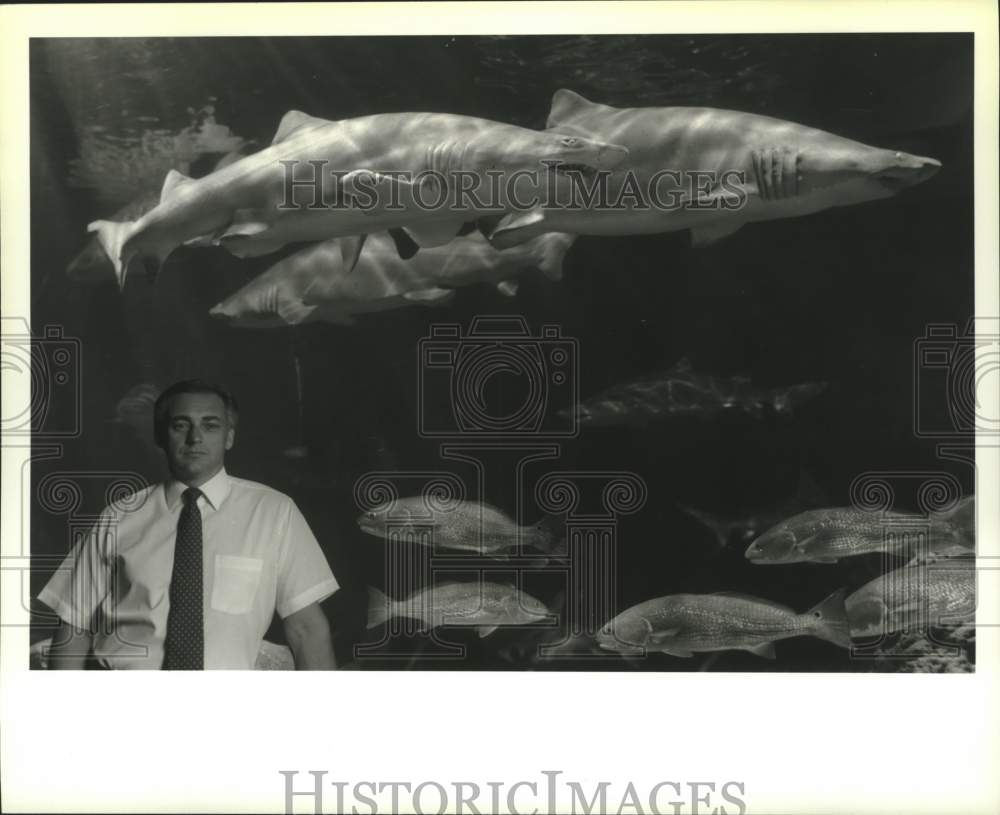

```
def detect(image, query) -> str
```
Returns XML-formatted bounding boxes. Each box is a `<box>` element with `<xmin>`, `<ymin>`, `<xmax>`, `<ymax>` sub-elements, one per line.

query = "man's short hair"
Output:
<box><xmin>153</xmin><ymin>380</ymin><xmax>240</xmax><ymax>447</ymax></box>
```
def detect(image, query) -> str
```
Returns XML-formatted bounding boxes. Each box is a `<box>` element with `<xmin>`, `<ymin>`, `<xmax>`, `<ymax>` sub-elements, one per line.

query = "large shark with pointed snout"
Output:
<box><xmin>208</xmin><ymin>230</ymin><xmax>576</xmax><ymax>327</ymax></box>
<box><xmin>89</xmin><ymin>109</ymin><xmax>627</xmax><ymax>289</ymax></box>
<box><xmin>489</xmin><ymin>89</ymin><xmax>942</xmax><ymax>249</ymax></box>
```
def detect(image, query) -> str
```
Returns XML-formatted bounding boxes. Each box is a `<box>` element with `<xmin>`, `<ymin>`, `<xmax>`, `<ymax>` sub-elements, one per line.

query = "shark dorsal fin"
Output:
<box><xmin>160</xmin><ymin>169</ymin><xmax>192</xmax><ymax>201</ymax></box>
<box><xmin>546</xmin><ymin>89</ymin><xmax>614</xmax><ymax>129</ymax></box>
<box><xmin>271</xmin><ymin>110</ymin><xmax>329</xmax><ymax>144</ymax></box>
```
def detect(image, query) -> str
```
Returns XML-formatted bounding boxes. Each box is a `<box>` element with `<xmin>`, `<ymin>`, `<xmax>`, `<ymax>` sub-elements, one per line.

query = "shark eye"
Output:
<box><xmin>813</xmin><ymin>611</ymin><xmax>822</xmax><ymax>618</ymax></box>
<box><xmin>561</xmin><ymin>137</ymin><xmax>580</xmax><ymax>147</ymax></box>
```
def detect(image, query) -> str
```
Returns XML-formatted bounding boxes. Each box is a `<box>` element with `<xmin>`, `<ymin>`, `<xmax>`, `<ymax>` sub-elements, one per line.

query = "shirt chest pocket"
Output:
<box><xmin>211</xmin><ymin>555</ymin><xmax>263</xmax><ymax>615</ymax></box>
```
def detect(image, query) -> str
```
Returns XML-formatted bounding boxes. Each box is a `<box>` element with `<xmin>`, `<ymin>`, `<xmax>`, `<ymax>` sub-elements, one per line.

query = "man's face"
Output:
<box><xmin>161</xmin><ymin>392</ymin><xmax>235</xmax><ymax>486</ymax></box>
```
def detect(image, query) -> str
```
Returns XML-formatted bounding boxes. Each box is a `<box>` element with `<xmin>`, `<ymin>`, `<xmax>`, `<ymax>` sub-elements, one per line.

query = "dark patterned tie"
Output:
<box><xmin>163</xmin><ymin>487</ymin><xmax>204</xmax><ymax>670</ymax></box>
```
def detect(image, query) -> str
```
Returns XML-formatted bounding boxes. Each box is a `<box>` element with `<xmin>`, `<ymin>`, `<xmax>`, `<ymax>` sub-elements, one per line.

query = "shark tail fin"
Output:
<box><xmin>532</xmin><ymin>232</ymin><xmax>577</xmax><ymax>281</ymax></box>
<box><xmin>87</xmin><ymin>220</ymin><xmax>136</xmax><ymax>291</ymax></box>
<box><xmin>807</xmin><ymin>588</ymin><xmax>851</xmax><ymax>649</ymax></box>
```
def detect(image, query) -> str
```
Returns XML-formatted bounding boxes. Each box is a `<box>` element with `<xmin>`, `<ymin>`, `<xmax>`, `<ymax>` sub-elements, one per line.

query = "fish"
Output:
<box><xmin>678</xmin><ymin>471</ymin><xmax>827</xmax><ymax>550</ymax></box>
<box><xmin>846</xmin><ymin>562</ymin><xmax>975</xmax><ymax>639</ymax></box>
<box><xmin>560</xmin><ymin>357</ymin><xmax>827</xmax><ymax>427</ymax></box>
<box><xmin>744</xmin><ymin>495</ymin><xmax>976</xmax><ymax>565</ymax></box>
<box><xmin>88</xmin><ymin>108</ymin><xmax>628</xmax><ymax>289</ymax></box>
<box><xmin>357</xmin><ymin>497</ymin><xmax>566</xmax><ymax>558</ymax></box>
<box><xmin>595</xmin><ymin>589</ymin><xmax>851</xmax><ymax>658</ymax></box>
<box><xmin>67</xmin><ymin>149</ymin><xmax>247</xmax><ymax>284</ymax></box>
<box><xmin>366</xmin><ymin>581</ymin><xmax>552</xmax><ymax>638</ymax></box>
<box><xmin>112</xmin><ymin>383</ymin><xmax>161</xmax><ymax>439</ymax></box>
<box><xmin>489</xmin><ymin>88</ymin><xmax>941</xmax><ymax>249</ymax></box>
<box><xmin>208</xmin><ymin>230</ymin><xmax>575</xmax><ymax>328</ymax></box>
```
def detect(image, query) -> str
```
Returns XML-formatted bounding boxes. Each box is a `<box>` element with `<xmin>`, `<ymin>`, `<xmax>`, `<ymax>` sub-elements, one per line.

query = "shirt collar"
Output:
<box><xmin>164</xmin><ymin>467</ymin><xmax>231</xmax><ymax>512</ymax></box>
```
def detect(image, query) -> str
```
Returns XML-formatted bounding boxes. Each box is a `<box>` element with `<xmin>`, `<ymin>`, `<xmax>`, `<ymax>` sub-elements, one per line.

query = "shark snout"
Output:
<box><xmin>208</xmin><ymin>302</ymin><xmax>235</xmax><ymax>321</ymax></box>
<box><xmin>876</xmin><ymin>152</ymin><xmax>942</xmax><ymax>189</ymax></box>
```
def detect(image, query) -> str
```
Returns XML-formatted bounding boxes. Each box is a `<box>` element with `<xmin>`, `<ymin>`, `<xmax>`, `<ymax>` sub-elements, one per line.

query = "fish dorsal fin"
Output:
<box><xmin>711</xmin><ymin>592</ymin><xmax>795</xmax><ymax>612</ymax></box>
<box><xmin>271</xmin><ymin>110</ymin><xmax>329</xmax><ymax>144</ymax></box>
<box><xmin>546</xmin><ymin>89</ymin><xmax>614</xmax><ymax>129</ymax></box>
<box><xmin>160</xmin><ymin>169</ymin><xmax>192</xmax><ymax>201</ymax></box>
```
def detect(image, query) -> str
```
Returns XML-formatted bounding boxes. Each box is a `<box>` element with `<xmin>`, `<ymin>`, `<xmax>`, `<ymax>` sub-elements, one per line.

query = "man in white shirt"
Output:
<box><xmin>40</xmin><ymin>380</ymin><xmax>339</xmax><ymax>669</ymax></box>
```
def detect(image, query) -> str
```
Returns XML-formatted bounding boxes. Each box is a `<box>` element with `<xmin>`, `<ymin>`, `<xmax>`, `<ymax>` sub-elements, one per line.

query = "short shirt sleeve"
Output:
<box><xmin>274</xmin><ymin>498</ymin><xmax>339</xmax><ymax>618</ymax></box>
<box><xmin>36</xmin><ymin>509</ymin><xmax>113</xmax><ymax>632</ymax></box>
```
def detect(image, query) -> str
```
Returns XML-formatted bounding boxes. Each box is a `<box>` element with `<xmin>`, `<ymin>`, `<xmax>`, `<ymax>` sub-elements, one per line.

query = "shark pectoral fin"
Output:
<box><xmin>690</xmin><ymin>221</ymin><xmax>743</xmax><ymax>248</ymax></box>
<box><xmin>159</xmin><ymin>169</ymin><xmax>193</xmax><ymax>201</ymax></box>
<box><xmin>271</xmin><ymin>110</ymin><xmax>329</xmax><ymax>144</ymax></box>
<box><xmin>401</xmin><ymin>219</ymin><xmax>466</xmax><ymax>248</ymax></box>
<box><xmin>403</xmin><ymin>287</ymin><xmax>455</xmax><ymax>306</ymax></box>
<box><xmin>496</xmin><ymin>279</ymin><xmax>519</xmax><ymax>297</ymax></box>
<box><xmin>216</xmin><ymin>214</ymin><xmax>280</xmax><ymax>258</ymax></box>
<box><xmin>534</xmin><ymin>233</ymin><xmax>576</xmax><ymax>281</ymax></box>
<box><xmin>747</xmin><ymin>642</ymin><xmax>777</xmax><ymax>659</ymax></box>
<box><xmin>219</xmin><ymin>234</ymin><xmax>285</xmax><ymax>258</ymax></box>
<box><xmin>218</xmin><ymin>212</ymin><xmax>270</xmax><ymax>239</ymax></box>
<box><xmin>489</xmin><ymin>208</ymin><xmax>547</xmax><ymax>250</ymax></box>
<box><xmin>275</xmin><ymin>299</ymin><xmax>317</xmax><ymax>326</ymax></box>
<box><xmin>476</xmin><ymin>625</ymin><xmax>499</xmax><ymax>638</ymax></box>
<box><xmin>389</xmin><ymin>227</ymin><xmax>420</xmax><ymax>260</ymax></box>
<box><xmin>339</xmin><ymin>234</ymin><xmax>368</xmax><ymax>273</ymax></box>
<box><xmin>87</xmin><ymin>219</ymin><xmax>136</xmax><ymax>290</ymax></box>
<box><xmin>182</xmin><ymin>233</ymin><xmax>218</xmax><ymax>248</ymax></box>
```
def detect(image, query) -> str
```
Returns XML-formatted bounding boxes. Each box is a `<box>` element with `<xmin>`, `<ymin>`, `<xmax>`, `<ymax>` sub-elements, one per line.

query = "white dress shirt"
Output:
<box><xmin>38</xmin><ymin>468</ymin><xmax>339</xmax><ymax>669</ymax></box>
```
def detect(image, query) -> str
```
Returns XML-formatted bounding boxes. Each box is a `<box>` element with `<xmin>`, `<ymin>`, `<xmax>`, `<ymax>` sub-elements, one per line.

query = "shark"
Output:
<box><xmin>489</xmin><ymin>89</ymin><xmax>942</xmax><ymax>249</ymax></box>
<box><xmin>208</xmin><ymin>230</ymin><xmax>576</xmax><ymax>327</ymax></box>
<box><xmin>88</xmin><ymin>108</ymin><xmax>628</xmax><ymax>289</ymax></box>
<box><xmin>67</xmin><ymin>149</ymin><xmax>247</xmax><ymax>285</ymax></box>
<box><xmin>560</xmin><ymin>357</ymin><xmax>828</xmax><ymax>428</ymax></box>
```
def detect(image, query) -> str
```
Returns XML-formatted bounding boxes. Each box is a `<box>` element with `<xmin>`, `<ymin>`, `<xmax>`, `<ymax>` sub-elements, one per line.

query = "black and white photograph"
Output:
<box><xmin>2</xmin><ymin>2</ymin><xmax>998</xmax><ymax>814</ymax></box>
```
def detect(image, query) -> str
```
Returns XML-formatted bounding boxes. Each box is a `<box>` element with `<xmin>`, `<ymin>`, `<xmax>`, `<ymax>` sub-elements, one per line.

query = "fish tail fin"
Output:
<box><xmin>678</xmin><ymin>504</ymin><xmax>729</xmax><ymax>550</ymax></box>
<box><xmin>532</xmin><ymin>232</ymin><xmax>577</xmax><ymax>281</ymax></box>
<box><xmin>366</xmin><ymin>586</ymin><xmax>394</xmax><ymax>629</ymax></box>
<box><xmin>940</xmin><ymin>494</ymin><xmax>975</xmax><ymax>528</ymax></box>
<box><xmin>807</xmin><ymin>588</ymin><xmax>851</xmax><ymax>649</ymax></box>
<box><xmin>532</xmin><ymin>513</ymin><xmax>568</xmax><ymax>557</ymax></box>
<box><xmin>87</xmin><ymin>220</ymin><xmax>136</xmax><ymax>290</ymax></box>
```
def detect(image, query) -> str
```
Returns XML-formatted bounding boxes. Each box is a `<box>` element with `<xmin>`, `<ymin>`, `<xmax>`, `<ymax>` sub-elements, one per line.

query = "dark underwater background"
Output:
<box><xmin>28</xmin><ymin>34</ymin><xmax>974</xmax><ymax>671</ymax></box>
